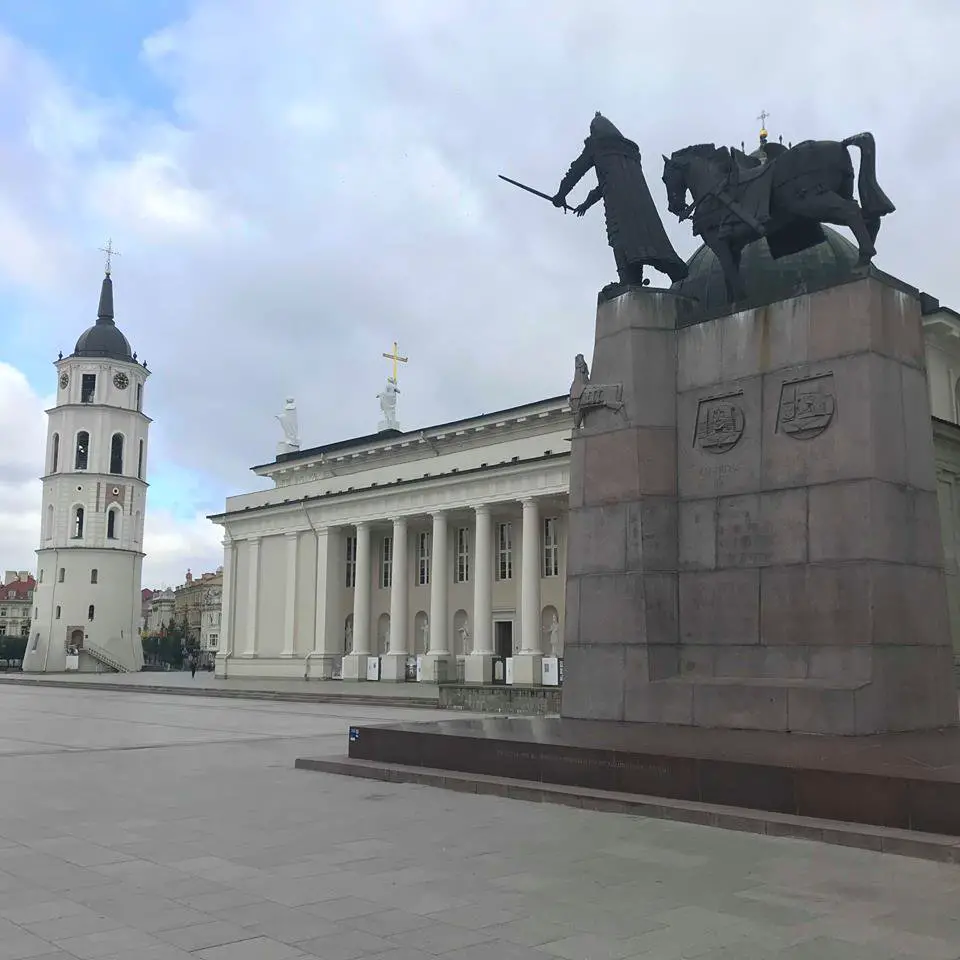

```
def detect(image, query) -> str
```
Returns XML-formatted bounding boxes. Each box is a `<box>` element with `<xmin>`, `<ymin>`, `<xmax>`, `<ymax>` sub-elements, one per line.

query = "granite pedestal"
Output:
<box><xmin>564</xmin><ymin>275</ymin><xmax>958</xmax><ymax>735</ymax></box>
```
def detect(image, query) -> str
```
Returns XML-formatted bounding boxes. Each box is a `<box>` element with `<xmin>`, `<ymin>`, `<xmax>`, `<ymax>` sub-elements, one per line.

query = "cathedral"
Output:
<box><xmin>211</xmin><ymin>228</ymin><xmax>960</xmax><ymax>685</ymax></box>
<box><xmin>23</xmin><ymin>253</ymin><xmax>150</xmax><ymax>674</ymax></box>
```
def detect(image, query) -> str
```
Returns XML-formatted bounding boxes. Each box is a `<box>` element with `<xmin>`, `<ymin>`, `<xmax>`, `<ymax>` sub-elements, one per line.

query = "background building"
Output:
<box><xmin>0</xmin><ymin>571</ymin><xmax>36</xmax><ymax>640</ymax></box>
<box><xmin>173</xmin><ymin>569</ymin><xmax>223</xmax><ymax>667</ymax></box>
<box><xmin>23</xmin><ymin>263</ymin><xmax>150</xmax><ymax>674</ymax></box>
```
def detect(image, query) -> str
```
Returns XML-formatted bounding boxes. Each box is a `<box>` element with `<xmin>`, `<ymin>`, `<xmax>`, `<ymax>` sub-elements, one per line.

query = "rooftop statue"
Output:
<box><xmin>501</xmin><ymin>113</ymin><xmax>688</xmax><ymax>288</ymax></box>
<box><xmin>661</xmin><ymin>125</ymin><xmax>895</xmax><ymax>305</ymax></box>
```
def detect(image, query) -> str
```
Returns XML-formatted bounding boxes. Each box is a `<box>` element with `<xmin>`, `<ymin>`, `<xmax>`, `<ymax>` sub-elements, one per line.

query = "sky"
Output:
<box><xmin>0</xmin><ymin>0</ymin><xmax>957</xmax><ymax>588</ymax></box>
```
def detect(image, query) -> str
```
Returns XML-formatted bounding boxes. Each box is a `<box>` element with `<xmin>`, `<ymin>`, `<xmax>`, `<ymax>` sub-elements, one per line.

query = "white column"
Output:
<box><xmin>514</xmin><ymin>498</ymin><xmax>543</xmax><ymax>685</ymax></box>
<box><xmin>308</xmin><ymin>527</ymin><xmax>340</xmax><ymax>679</ymax></box>
<box><xmin>242</xmin><ymin>537</ymin><xmax>261</xmax><ymax>657</ymax></box>
<box><xmin>421</xmin><ymin>511</ymin><xmax>452</xmax><ymax>682</ymax></box>
<box><xmin>281</xmin><ymin>532</ymin><xmax>298</xmax><ymax>657</ymax></box>
<box><xmin>342</xmin><ymin>522</ymin><xmax>372</xmax><ymax>680</ymax></box>
<box><xmin>215</xmin><ymin>537</ymin><xmax>235</xmax><ymax>677</ymax></box>
<box><xmin>381</xmin><ymin>517</ymin><xmax>409</xmax><ymax>681</ymax></box>
<box><xmin>465</xmin><ymin>504</ymin><xmax>494</xmax><ymax>684</ymax></box>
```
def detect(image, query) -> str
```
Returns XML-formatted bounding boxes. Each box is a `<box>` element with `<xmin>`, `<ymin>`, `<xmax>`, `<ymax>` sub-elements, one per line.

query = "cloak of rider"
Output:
<box><xmin>554</xmin><ymin>113</ymin><xmax>688</xmax><ymax>284</ymax></box>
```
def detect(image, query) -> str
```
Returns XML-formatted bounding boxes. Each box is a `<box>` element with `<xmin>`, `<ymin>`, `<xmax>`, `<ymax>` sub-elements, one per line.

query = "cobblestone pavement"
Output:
<box><xmin>0</xmin><ymin>685</ymin><xmax>958</xmax><ymax>959</ymax></box>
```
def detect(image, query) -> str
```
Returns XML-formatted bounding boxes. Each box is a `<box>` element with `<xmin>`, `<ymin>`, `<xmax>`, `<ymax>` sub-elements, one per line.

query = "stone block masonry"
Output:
<box><xmin>563</xmin><ymin>276</ymin><xmax>959</xmax><ymax>734</ymax></box>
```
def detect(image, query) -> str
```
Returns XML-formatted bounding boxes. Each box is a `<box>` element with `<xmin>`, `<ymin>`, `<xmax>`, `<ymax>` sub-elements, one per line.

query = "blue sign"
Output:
<box><xmin>348</xmin><ymin>726</ymin><xmax>360</xmax><ymax>742</ymax></box>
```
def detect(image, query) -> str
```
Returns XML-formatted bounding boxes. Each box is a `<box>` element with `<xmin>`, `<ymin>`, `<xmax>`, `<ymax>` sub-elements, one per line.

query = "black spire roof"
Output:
<box><xmin>72</xmin><ymin>272</ymin><xmax>134</xmax><ymax>361</ymax></box>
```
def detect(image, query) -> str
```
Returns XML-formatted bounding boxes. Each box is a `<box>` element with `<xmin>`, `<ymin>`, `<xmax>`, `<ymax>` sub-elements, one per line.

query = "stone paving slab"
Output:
<box><xmin>0</xmin><ymin>684</ymin><xmax>958</xmax><ymax>958</ymax></box>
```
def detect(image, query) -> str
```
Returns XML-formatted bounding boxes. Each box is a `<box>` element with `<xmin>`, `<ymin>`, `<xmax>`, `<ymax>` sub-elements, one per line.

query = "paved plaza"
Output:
<box><xmin>0</xmin><ymin>688</ymin><xmax>958</xmax><ymax>959</ymax></box>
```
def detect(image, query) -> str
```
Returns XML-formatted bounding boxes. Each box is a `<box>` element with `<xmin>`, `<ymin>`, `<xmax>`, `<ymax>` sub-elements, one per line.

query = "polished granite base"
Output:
<box><xmin>346</xmin><ymin>716</ymin><xmax>960</xmax><ymax>836</ymax></box>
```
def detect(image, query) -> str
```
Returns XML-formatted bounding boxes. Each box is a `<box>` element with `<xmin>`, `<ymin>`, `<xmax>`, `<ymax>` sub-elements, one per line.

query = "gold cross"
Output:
<box><xmin>382</xmin><ymin>341</ymin><xmax>408</xmax><ymax>382</ymax></box>
<box><xmin>98</xmin><ymin>239</ymin><xmax>121</xmax><ymax>275</ymax></box>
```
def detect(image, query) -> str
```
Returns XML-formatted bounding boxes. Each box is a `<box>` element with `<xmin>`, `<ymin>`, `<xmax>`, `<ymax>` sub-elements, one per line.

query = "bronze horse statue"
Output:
<box><xmin>661</xmin><ymin>133</ymin><xmax>895</xmax><ymax>304</ymax></box>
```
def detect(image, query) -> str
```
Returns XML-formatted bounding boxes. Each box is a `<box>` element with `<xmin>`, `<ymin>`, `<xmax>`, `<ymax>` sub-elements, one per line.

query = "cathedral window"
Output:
<box><xmin>542</xmin><ymin>517</ymin><xmax>560</xmax><ymax>578</ymax></box>
<box><xmin>72</xmin><ymin>506</ymin><xmax>85</xmax><ymax>539</ymax></box>
<box><xmin>496</xmin><ymin>522</ymin><xmax>513</xmax><ymax>581</ymax></box>
<box><xmin>455</xmin><ymin>527</ymin><xmax>470</xmax><ymax>583</ymax></box>
<box><xmin>137</xmin><ymin>440</ymin><xmax>144</xmax><ymax>479</ymax></box>
<box><xmin>344</xmin><ymin>536</ymin><xmax>357</xmax><ymax>588</ymax></box>
<box><xmin>90</xmin><ymin>569</ymin><xmax>98</xmax><ymax>584</ymax></box>
<box><xmin>107</xmin><ymin>509</ymin><xmax>118</xmax><ymax>540</ymax></box>
<box><xmin>75</xmin><ymin>432</ymin><xmax>89</xmax><ymax>470</ymax></box>
<box><xmin>380</xmin><ymin>535</ymin><xmax>393</xmax><ymax>589</ymax></box>
<box><xmin>417</xmin><ymin>532</ymin><xmax>431</xmax><ymax>586</ymax></box>
<box><xmin>52</xmin><ymin>433</ymin><xmax>60</xmax><ymax>472</ymax></box>
<box><xmin>88</xmin><ymin>605</ymin><xmax>95</xmax><ymax>621</ymax></box>
<box><xmin>110</xmin><ymin>433</ymin><xmax>124</xmax><ymax>474</ymax></box>
<box><xmin>81</xmin><ymin>374</ymin><xmax>96</xmax><ymax>404</ymax></box>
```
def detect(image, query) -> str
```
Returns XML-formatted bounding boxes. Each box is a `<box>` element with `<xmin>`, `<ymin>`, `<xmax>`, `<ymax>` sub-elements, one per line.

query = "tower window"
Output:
<box><xmin>110</xmin><ymin>433</ymin><xmax>124</xmax><ymax>474</ymax></box>
<box><xmin>55</xmin><ymin>605</ymin><xmax>61</xmax><ymax>620</ymax></box>
<box><xmin>38</xmin><ymin>569</ymin><xmax>43</xmax><ymax>583</ymax></box>
<box><xmin>72</xmin><ymin>506</ymin><xmax>84</xmax><ymax>539</ymax></box>
<box><xmin>136</xmin><ymin>382</ymin><xmax>142</xmax><ymax>411</ymax></box>
<box><xmin>137</xmin><ymin>440</ymin><xmax>144</xmax><ymax>479</ymax></box>
<box><xmin>81</xmin><ymin>374</ymin><xmax>96</xmax><ymax>403</ymax></box>
<box><xmin>58</xmin><ymin>568</ymin><xmax>65</xmax><ymax>583</ymax></box>
<box><xmin>88</xmin><ymin>605</ymin><xmax>95</xmax><ymax>622</ymax></box>
<box><xmin>52</xmin><ymin>433</ymin><xmax>60</xmax><ymax>472</ymax></box>
<box><xmin>75</xmin><ymin>431</ymin><xmax>89</xmax><ymax>470</ymax></box>
<box><xmin>90</xmin><ymin>569</ymin><xmax>98</xmax><ymax>584</ymax></box>
<box><xmin>106</xmin><ymin>509</ymin><xmax>118</xmax><ymax>540</ymax></box>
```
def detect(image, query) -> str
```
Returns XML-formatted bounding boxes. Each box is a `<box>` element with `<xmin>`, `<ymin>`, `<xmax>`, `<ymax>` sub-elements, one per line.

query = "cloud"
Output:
<box><xmin>0</xmin><ymin>0</ymin><xmax>958</xmax><ymax>586</ymax></box>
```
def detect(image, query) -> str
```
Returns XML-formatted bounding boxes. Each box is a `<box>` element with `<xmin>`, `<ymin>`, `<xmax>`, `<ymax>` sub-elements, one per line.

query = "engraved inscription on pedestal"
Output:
<box><xmin>777</xmin><ymin>374</ymin><xmax>836</xmax><ymax>440</ymax></box>
<box><xmin>693</xmin><ymin>392</ymin><xmax>745</xmax><ymax>454</ymax></box>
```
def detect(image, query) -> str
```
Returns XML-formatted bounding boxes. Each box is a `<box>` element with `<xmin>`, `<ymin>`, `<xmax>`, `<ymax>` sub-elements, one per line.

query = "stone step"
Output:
<box><xmin>294</xmin><ymin>755</ymin><xmax>960</xmax><ymax>865</ymax></box>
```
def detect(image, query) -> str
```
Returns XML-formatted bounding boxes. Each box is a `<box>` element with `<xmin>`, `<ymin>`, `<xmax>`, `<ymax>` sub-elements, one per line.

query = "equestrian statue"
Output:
<box><xmin>661</xmin><ymin>129</ymin><xmax>896</xmax><ymax>304</ymax></box>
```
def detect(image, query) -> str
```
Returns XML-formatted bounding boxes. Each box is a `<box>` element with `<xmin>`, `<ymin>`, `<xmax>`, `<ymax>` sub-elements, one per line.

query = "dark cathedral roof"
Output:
<box><xmin>670</xmin><ymin>227</ymin><xmax>863</xmax><ymax>323</ymax></box>
<box><xmin>71</xmin><ymin>273</ymin><xmax>134</xmax><ymax>361</ymax></box>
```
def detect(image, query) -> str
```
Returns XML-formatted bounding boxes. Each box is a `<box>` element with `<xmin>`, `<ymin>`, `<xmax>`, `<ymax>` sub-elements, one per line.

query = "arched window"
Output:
<box><xmin>87</xmin><ymin>604</ymin><xmax>95</xmax><ymax>622</ymax></box>
<box><xmin>136</xmin><ymin>382</ymin><xmax>142</xmax><ymax>411</ymax></box>
<box><xmin>72</xmin><ymin>506</ymin><xmax>84</xmax><ymax>539</ymax></box>
<box><xmin>90</xmin><ymin>569</ymin><xmax>98</xmax><ymax>584</ymax></box>
<box><xmin>137</xmin><ymin>439</ymin><xmax>144</xmax><ymax>479</ymax></box>
<box><xmin>110</xmin><ymin>433</ymin><xmax>124</xmax><ymax>474</ymax></box>
<box><xmin>51</xmin><ymin>433</ymin><xmax>60</xmax><ymax>472</ymax></box>
<box><xmin>75</xmin><ymin>431</ymin><xmax>89</xmax><ymax>470</ymax></box>
<box><xmin>106</xmin><ymin>509</ymin><xmax>118</xmax><ymax>540</ymax></box>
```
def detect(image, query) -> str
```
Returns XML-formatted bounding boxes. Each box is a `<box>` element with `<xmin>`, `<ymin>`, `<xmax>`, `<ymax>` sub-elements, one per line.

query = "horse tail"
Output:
<box><xmin>841</xmin><ymin>132</ymin><xmax>896</xmax><ymax>234</ymax></box>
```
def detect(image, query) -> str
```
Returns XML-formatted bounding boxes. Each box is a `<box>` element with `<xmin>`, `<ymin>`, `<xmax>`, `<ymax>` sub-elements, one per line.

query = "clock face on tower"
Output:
<box><xmin>58</xmin><ymin>372</ymin><xmax>69</xmax><ymax>390</ymax></box>
<box><xmin>113</xmin><ymin>372</ymin><xmax>129</xmax><ymax>390</ymax></box>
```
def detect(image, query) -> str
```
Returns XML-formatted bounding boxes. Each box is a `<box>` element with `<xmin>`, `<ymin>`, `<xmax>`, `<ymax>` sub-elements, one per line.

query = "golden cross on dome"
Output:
<box><xmin>98</xmin><ymin>239</ymin><xmax>121</xmax><ymax>276</ymax></box>
<box><xmin>757</xmin><ymin>109</ymin><xmax>770</xmax><ymax>138</ymax></box>
<box><xmin>382</xmin><ymin>341</ymin><xmax>408</xmax><ymax>382</ymax></box>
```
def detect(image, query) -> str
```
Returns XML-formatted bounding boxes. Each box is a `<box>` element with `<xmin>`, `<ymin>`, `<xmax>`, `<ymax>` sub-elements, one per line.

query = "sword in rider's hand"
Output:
<box><xmin>498</xmin><ymin>175</ymin><xmax>574</xmax><ymax>213</ymax></box>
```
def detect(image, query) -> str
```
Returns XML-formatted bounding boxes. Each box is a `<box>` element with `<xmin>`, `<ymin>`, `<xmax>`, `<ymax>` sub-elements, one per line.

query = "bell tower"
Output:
<box><xmin>23</xmin><ymin>245</ymin><xmax>150</xmax><ymax>673</ymax></box>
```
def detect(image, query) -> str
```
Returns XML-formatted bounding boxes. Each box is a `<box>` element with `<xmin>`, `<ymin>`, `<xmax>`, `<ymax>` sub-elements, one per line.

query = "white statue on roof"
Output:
<box><xmin>276</xmin><ymin>397</ymin><xmax>300</xmax><ymax>456</ymax></box>
<box><xmin>377</xmin><ymin>378</ymin><xmax>400</xmax><ymax>432</ymax></box>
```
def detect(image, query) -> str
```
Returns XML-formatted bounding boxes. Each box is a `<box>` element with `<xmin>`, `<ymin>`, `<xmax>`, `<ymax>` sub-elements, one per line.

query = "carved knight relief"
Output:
<box><xmin>777</xmin><ymin>373</ymin><xmax>836</xmax><ymax>440</ymax></box>
<box><xmin>569</xmin><ymin>353</ymin><xmax>625</xmax><ymax>430</ymax></box>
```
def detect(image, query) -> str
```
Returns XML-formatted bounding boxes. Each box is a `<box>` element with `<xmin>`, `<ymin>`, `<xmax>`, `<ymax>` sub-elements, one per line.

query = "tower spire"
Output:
<box><xmin>96</xmin><ymin>239</ymin><xmax>120</xmax><ymax>326</ymax></box>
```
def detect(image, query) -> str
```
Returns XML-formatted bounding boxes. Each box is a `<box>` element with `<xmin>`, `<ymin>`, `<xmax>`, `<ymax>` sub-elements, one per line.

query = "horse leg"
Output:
<box><xmin>710</xmin><ymin>238</ymin><xmax>747</xmax><ymax>302</ymax></box>
<box><xmin>797</xmin><ymin>192</ymin><xmax>877</xmax><ymax>266</ymax></box>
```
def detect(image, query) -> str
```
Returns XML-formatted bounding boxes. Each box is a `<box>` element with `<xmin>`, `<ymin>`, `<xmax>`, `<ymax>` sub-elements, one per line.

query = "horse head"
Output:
<box><xmin>662</xmin><ymin>144</ymin><xmax>724</xmax><ymax>216</ymax></box>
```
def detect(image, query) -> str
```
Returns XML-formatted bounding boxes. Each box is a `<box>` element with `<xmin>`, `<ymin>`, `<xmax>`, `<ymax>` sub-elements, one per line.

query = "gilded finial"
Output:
<box><xmin>757</xmin><ymin>109</ymin><xmax>770</xmax><ymax>143</ymax></box>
